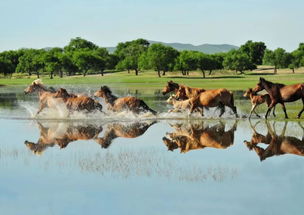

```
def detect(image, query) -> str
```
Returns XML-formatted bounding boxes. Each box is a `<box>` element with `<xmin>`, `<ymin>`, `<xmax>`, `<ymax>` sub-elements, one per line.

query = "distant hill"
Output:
<box><xmin>105</xmin><ymin>40</ymin><xmax>238</xmax><ymax>54</ymax></box>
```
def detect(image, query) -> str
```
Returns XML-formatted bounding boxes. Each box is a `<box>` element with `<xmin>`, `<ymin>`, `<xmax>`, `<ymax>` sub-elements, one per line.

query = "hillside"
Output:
<box><xmin>105</xmin><ymin>40</ymin><xmax>238</xmax><ymax>54</ymax></box>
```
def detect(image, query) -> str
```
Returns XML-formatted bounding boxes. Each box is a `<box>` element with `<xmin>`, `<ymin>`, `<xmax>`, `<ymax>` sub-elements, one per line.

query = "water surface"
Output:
<box><xmin>1</xmin><ymin>85</ymin><xmax>304</xmax><ymax>215</ymax></box>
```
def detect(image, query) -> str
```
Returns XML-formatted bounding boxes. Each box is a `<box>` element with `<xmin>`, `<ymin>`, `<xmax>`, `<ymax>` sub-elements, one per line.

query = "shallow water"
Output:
<box><xmin>1</xmin><ymin>85</ymin><xmax>304</xmax><ymax>215</ymax></box>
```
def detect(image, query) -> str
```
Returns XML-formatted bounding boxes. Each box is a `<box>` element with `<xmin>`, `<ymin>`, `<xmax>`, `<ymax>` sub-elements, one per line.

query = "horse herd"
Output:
<box><xmin>24</xmin><ymin>77</ymin><xmax>304</xmax><ymax>119</ymax></box>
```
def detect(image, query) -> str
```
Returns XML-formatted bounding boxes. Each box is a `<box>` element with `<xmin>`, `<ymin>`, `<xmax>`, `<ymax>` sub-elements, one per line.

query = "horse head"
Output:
<box><xmin>175</xmin><ymin>86</ymin><xmax>187</xmax><ymax>100</ymax></box>
<box><xmin>24</xmin><ymin>79</ymin><xmax>44</xmax><ymax>94</ymax></box>
<box><xmin>243</xmin><ymin>88</ymin><xmax>254</xmax><ymax>98</ymax></box>
<box><xmin>162</xmin><ymin>81</ymin><xmax>179</xmax><ymax>95</ymax></box>
<box><xmin>252</xmin><ymin>77</ymin><xmax>266</xmax><ymax>94</ymax></box>
<box><xmin>94</xmin><ymin>86</ymin><xmax>112</xmax><ymax>98</ymax></box>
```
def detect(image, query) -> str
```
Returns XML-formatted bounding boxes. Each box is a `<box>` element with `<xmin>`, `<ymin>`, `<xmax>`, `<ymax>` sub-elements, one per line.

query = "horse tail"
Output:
<box><xmin>140</xmin><ymin>100</ymin><xmax>157</xmax><ymax>115</ymax></box>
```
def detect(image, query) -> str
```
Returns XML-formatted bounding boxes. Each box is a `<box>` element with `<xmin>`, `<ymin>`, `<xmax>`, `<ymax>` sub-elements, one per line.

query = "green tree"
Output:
<box><xmin>175</xmin><ymin>50</ymin><xmax>198</xmax><ymax>76</ymax></box>
<box><xmin>263</xmin><ymin>48</ymin><xmax>290</xmax><ymax>73</ymax></box>
<box><xmin>114</xmin><ymin>39</ymin><xmax>149</xmax><ymax>75</ymax></box>
<box><xmin>0</xmin><ymin>56</ymin><xmax>14</xmax><ymax>77</ymax></box>
<box><xmin>64</xmin><ymin>37</ymin><xmax>98</xmax><ymax>52</ymax></box>
<box><xmin>144</xmin><ymin>44</ymin><xmax>178</xmax><ymax>77</ymax></box>
<box><xmin>223</xmin><ymin>50</ymin><xmax>251</xmax><ymax>74</ymax></box>
<box><xmin>240</xmin><ymin>40</ymin><xmax>266</xmax><ymax>67</ymax></box>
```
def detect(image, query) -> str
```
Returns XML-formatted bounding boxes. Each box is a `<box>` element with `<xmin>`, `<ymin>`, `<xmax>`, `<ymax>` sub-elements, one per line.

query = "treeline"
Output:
<box><xmin>0</xmin><ymin>37</ymin><xmax>304</xmax><ymax>78</ymax></box>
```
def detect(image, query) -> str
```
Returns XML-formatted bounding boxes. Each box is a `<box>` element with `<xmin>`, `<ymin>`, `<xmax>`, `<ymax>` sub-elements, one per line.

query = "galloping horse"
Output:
<box><xmin>253</xmin><ymin>77</ymin><xmax>304</xmax><ymax>119</ymax></box>
<box><xmin>54</xmin><ymin>88</ymin><xmax>103</xmax><ymax>113</ymax></box>
<box><xmin>94</xmin><ymin>86</ymin><xmax>157</xmax><ymax>115</ymax></box>
<box><xmin>24</xmin><ymin>79</ymin><xmax>62</xmax><ymax>115</ymax></box>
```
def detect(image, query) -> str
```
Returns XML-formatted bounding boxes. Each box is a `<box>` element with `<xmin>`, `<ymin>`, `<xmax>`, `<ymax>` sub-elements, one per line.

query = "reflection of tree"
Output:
<box><xmin>96</xmin><ymin>121</ymin><xmax>156</xmax><ymax>148</ymax></box>
<box><xmin>244</xmin><ymin>121</ymin><xmax>304</xmax><ymax>161</ymax></box>
<box><xmin>163</xmin><ymin>121</ymin><xmax>238</xmax><ymax>153</ymax></box>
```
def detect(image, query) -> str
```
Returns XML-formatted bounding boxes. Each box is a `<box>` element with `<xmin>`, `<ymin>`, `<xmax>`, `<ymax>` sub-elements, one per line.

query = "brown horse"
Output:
<box><xmin>253</xmin><ymin>77</ymin><xmax>304</xmax><ymax>119</ymax></box>
<box><xmin>163</xmin><ymin>121</ymin><xmax>237</xmax><ymax>153</ymax></box>
<box><xmin>243</xmin><ymin>88</ymin><xmax>276</xmax><ymax>118</ymax></box>
<box><xmin>185</xmin><ymin>88</ymin><xmax>237</xmax><ymax>117</ymax></box>
<box><xmin>54</xmin><ymin>88</ymin><xmax>103</xmax><ymax>113</ymax></box>
<box><xmin>162</xmin><ymin>80</ymin><xmax>204</xmax><ymax>99</ymax></box>
<box><xmin>244</xmin><ymin>121</ymin><xmax>304</xmax><ymax>161</ymax></box>
<box><xmin>24</xmin><ymin>121</ymin><xmax>103</xmax><ymax>155</ymax></box>
<box><xmin>94</xmin><ymin>86</ymin><xmax>157</xmax><ymax>115</ymax></box>
<box><xmin>96</xmin><ymin>121</ymin><xmax>156</xmax><ymax>148</ymax></box>
<box><xmin>24</xmin><ymin>79</ymin><xmax>63</xmax><ymax>115</ymax></box>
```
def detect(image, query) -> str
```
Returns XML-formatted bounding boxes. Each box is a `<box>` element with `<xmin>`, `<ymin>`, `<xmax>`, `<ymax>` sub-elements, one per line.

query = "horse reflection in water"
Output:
<box><xmin>244</xmin><ymin>121</ymin><xmax>304</xmax><ymax>161</ymax></box>
<box><xmin>24</xmin><ymin>121</ymin><xmax>103</xmax><ymax>155</ymax></box>
<box><xmin>24</xmin><ymin>120</ymin><xmax>156</xmax><ymax>154</ymax></box>
<box><xmin>163</xmin><ymin>121</ymin><xmax>237</xmax><ymax>153</ymax></box>
<box><xmin>97</xmin><ymin>121</ymin><xmax>156</xmax><ymax>148</ymax></box>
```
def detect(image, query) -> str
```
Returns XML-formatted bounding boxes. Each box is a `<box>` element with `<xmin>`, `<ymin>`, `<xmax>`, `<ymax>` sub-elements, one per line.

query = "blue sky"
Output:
<box><xmin>0</xmin><ymin>0</ymin><xmax>303</xmax><ymax>51</ymax></box>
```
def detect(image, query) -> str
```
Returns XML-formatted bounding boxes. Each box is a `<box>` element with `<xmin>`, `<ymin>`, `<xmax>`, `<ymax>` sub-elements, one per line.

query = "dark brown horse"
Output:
<box><xmin>244</xmin><ymin>121</ymin><xmax>304</xmax><ymax>161</ymax></box>
<box><xmin>94</xmin><ymin>86</ymin><xmax>157</xmax><ymax>115</ymax></box>
<box><xmin>163</xmin><ymin>121</ymin><xmax>237</xmax><ymax>153</ymax></box>
<box><xmin>253</xmin><ymin>77</ymin><xmax>304</xmax><ymax>119</ymax></box>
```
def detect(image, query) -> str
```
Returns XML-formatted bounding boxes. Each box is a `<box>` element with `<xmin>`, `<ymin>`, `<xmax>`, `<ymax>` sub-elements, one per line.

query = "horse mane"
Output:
<box><xmin>261</xmin><ymin>77</ymin><xmax>285</xmax><ymax>88</ymax></box>
<box><xmin>168</xmin><ymin>81</ymin><xmax>179</xmax><ymax>89</ymax></box>
<box><xmin>101</xmin><ymin>86</ymin><xmax>112</xmax><ymax>94</ymax></box>
<box><xmin>32</xmin><ymin>79</ymin><xmax>43</xmax><ymax>85</ymax></box>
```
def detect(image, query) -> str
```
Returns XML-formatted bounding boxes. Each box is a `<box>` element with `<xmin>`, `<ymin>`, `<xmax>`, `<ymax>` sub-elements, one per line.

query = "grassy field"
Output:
<box><xmin>1</xmin><ymin>67</ymin><xmax>304</xmax><ymax>90</ymax></box>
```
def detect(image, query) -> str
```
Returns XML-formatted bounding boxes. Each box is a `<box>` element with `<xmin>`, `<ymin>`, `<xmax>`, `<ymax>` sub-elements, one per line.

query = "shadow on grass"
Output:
<box><xmin>247</xmin><ymin>73</ymin><xmax>275</xmax><ymax>76</ymax></box>
<box><xmin>169</xmin><ymin>75</ymin><xmax>244</xmax><ymax>80</ymax></box>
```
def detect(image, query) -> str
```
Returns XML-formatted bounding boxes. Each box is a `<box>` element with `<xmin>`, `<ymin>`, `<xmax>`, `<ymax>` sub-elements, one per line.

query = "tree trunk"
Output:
<box><xmin>135</xmin><ymin>69</ymin><xmax>138</xmax><ymax>76</ymax></box>
<box><xmin>292</xmin><ymin>68</ymin><xmax>295</xmax><ymax>73</ymax></box>
<box><xmin>201</xmin><ymin>70</ymin><xmax>205</xmax><ymax>78</ymax></box>
<box><xmin>60</xmin><ymin>70</ymin><xmax>63</xmax><ymax>78</ymax></box>
<box><xmin>162</xmin><ymin>70</ymin><xmax>166</xmax><ymax>76</ymax></box>
<box><xmin>157</xmin><ymin>70</ymin><xmax>161</xmax><ymax>77</ymax></box>
<box><xmin>209</xmin><ymin>70</ymin><xmax>212</xmax><ymax>75</ymax></box>
<box><xmin>127</xmin><ymin>69</ymin><xmax>130</xmax><ymax>74</ymax></box>
<box><xmin>100</xmin><ymin>70</ymin><xmax>104</xmax><ymax>76</ymax></box>
<box><xmin>37</xmin><ymin>71</ymin><xmax>40</xmax><ymax>78</ymax></box>
<box><xmin>187</xmin><ymin>71</ymin><xmax>189</xmax><ymax>75</ymax></box>
<box><xmin>83</xmin><ymin>71</ymin><xmax>86</xmax><ymax>77</ymax></box>
<box><xmin>50</xmin><ymin>71</ymin><xmax>53</xmax><ymax>79</ymax></box>
<box><xmin>274</xmin><ymin>66</ymin><xmax>277</xmax><ymax>74</ymax></box>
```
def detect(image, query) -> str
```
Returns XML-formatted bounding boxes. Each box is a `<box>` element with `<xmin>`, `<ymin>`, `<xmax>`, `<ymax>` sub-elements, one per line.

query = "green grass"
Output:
<box><xmin>1</xmin><ymin>68</ymin><xmax>304</xmax><ymax>90</ymax></box>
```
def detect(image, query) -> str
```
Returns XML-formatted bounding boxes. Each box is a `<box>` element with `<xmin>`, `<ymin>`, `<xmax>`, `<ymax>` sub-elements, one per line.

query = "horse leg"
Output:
<box><xmin>36</xmin><ymin>103</ymin><xmax>46</xmax><ymax>116</ymax></box>
<box><xmin>280</xmin><ymin>102</ymin><xmax>288</xmax><ymax>119</ymax></box>
<box><xmin>297</xmin><ymin>98</ymin><xmax>304</xmax><ymax>119</ymax></box>
<box><xmin>265</xmin><ymin>102</ymin><xmax>276</xmax><ymax>119</ymax></box>
<box><xmin>219</xmin><ymin>103</ymin><xmax>225</xmax><ymax>117</ymax></box>
<box><xmin>272</xmin><ymin>104</ymin><xmax>276</xmax><ymax>117</ymax></box>
<box><xmin>250</xmin><ymin>104</ymin><xmax>259</xmax><ymax>119</ymax></box>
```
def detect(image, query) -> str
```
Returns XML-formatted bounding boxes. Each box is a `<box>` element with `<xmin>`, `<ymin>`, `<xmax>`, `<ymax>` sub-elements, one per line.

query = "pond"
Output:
<box><xmin>1</xmin><ymin>85</ymin><xmax>304</xmax><ymax>215</ymax></box>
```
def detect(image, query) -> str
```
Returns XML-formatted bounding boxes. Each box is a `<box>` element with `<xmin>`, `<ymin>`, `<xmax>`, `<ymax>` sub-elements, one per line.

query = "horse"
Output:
<box><xmin>96</xmin><ymin>121</ymin><xmax>156</xmax><ymax>148</ymax></box>
<box><xmin>162</xmin><ymin>80</ymin><xmax>204</xmax><ymax>99</ymax></box>
<box><xmin>243</xmin><ymin>88</ymin><xmax>276</xmax><ymax>118</ymax></box>
<box><xmin>166</xmin><ymin>94</ymin><xmax>203</xmax><ymax>114</ymax></box>
<box><xmin>184</xmin><ymin>88</ymin><xmax>237</xmax><ymax>117</ymax></box>
<box><xmin>24</xmin><ymin>79</ymin><xmax>63</xmax><ymax>115</ymax></box>
<box><xmin>252</xmin><ymin>77</ymin><xmax>304</xmax><ymax>119</ymax></box>
<box><xmin>244</xmin><ymin>121</ymin><xmax>304</xmax><ymax>161</ymax></box>
<box><xmin>162</xmin><ymin>121</ymin><xmax>237</xmax><ymax>153</ymax></box>
<box><xmin>54</xmin><ymin>88</ymin><xmax>103</xmax><ymax>113</ymax></box>
<box><xmin>94</xmin><ymin>86</ymin><xmax>157</xmax><ymax>115</ymax></box>
<box><xmin>24</xmin><ymin>121</ymin><xmax>103</xmax><ymax>155</ymax></box>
